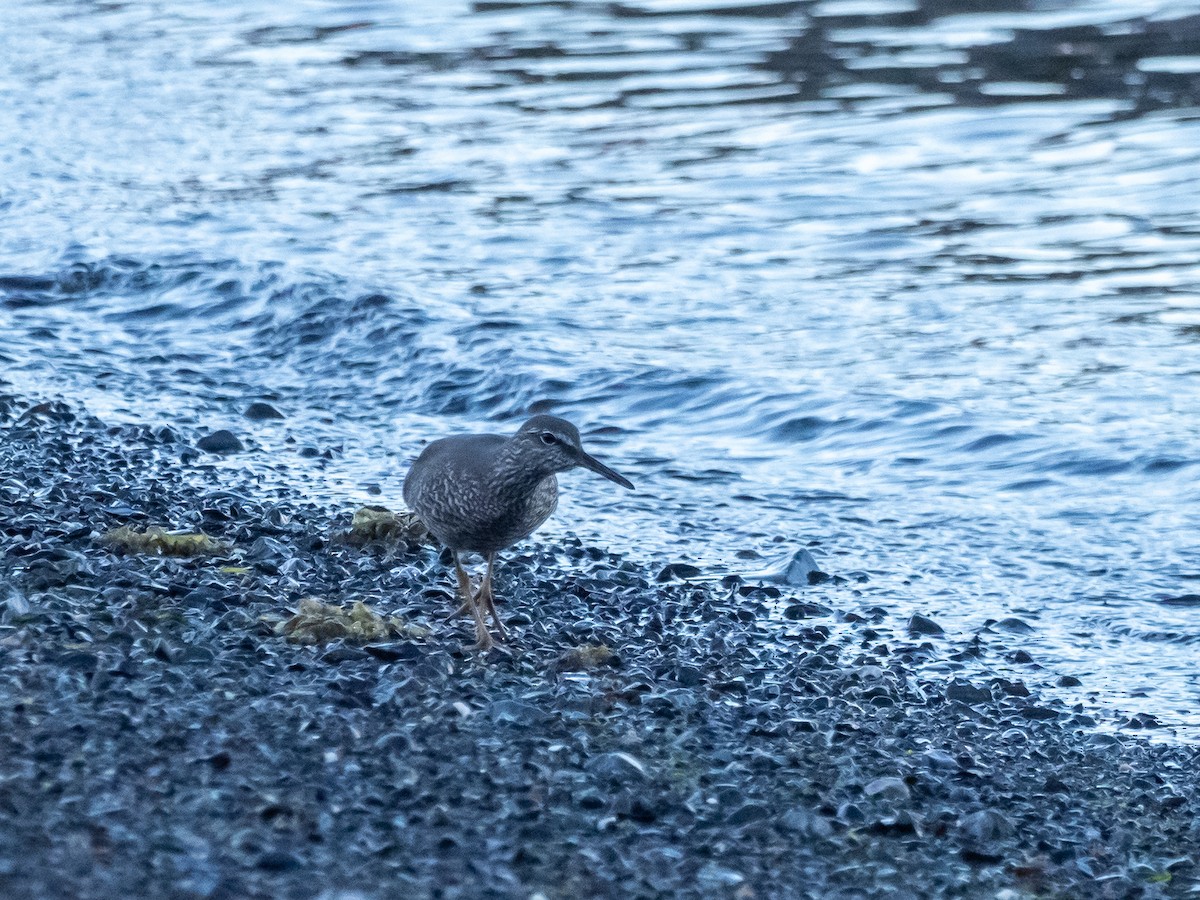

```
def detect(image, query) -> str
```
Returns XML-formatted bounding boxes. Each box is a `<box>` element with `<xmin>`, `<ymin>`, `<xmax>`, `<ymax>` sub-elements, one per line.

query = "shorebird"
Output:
<box><xmin>402</xmin><ymin>415</ymin><xmax>634</xmax><ymax>650</ymax></box>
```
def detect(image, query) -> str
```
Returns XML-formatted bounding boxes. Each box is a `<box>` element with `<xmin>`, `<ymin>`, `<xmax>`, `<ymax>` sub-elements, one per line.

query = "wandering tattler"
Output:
<box><xmin>403</xmin><ymin>415</ymin><xmax>634</xmax><ymax>650</ymax></box>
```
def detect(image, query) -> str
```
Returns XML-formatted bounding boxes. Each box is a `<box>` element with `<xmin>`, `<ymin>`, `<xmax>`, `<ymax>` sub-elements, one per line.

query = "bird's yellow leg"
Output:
<box><xmin>453</xmin><ymin>552</ymin><xmax>493</xmax><ymax>651</ymax></box>
<box><xmin>479</xmin><ymin>552</ymin><xmax>507</xmax><ymax>641</ymax></box>
<box><xmin>448</xmin><ymin>556</ymin><xmax>476</xmax><ymax>620</ymax></box>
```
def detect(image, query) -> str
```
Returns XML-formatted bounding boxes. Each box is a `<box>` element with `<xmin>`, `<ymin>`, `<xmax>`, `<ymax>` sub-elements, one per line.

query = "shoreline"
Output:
<box><xmin>1</xmin><ymin>392</ymin><xmax>1196</xmax><ymax>898</ymax></box>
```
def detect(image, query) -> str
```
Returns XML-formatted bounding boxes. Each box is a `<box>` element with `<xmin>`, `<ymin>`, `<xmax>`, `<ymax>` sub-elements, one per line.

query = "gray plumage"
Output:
<box><xmin>402</xmin><ymin>414</ymin><xmax>634</xmax><ymax>650</ymax></box>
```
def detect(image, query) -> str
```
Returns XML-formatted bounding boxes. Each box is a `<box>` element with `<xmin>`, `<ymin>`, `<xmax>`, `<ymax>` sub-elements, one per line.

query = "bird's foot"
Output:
<box><xmin>473</xmin><ymin>627</ymin><xmax>496</xmax><ymax>652</ymax></box>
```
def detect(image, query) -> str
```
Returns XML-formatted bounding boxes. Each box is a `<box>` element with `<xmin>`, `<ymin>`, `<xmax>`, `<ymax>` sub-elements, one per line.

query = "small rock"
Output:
<box><xmin>783</xmin><ymin>601</ymin><xmax>831</xmax><ymax>620</ymax></box>
<box><xmin>197</xmin><ymin>430</ymin><xmax>245</xmax><ymax>454</ymax></box>
<box><xmin>244</xmin><ymin>402</ymin><xmax>285</xmax><ymax>421</ymax></box>
<box><xmin>993</xmin><ymin>617</ymin><xmax>1035</xmax><ymax>633</ymax></box>
<box><xmin>779</xmin><ymin>807</ymin><xmax>833</xmax><ymax>838</ymax></box>
<box><xmin>992</xmin><ymin>678</ymin><xmax>1030</xmax><ymax>697</ymax></box>
<box><xmin>587</xmin><ymin>751</ymin><xmax>648</xmax><ymax>783</ymax></box>
<box><xmin>1124</xmin><ymin>712</ymin><xmax>1162</xmax><ymax>729</ymax></box>
<box><xmin>655</xmin><ymin>563</ymin><xmax>703</xmax><ymax>582</ymax></box>
<box><xmin>487</xmin><ymin>699</ymin><xmax>548</xmax><ymax>726</ymax></box>
<box><xmin>957</xmin><ymin>808</ymin><xmax>1014</xmax><ymax>843</ymax></box>
<box><xmin>744</xmin><ymin>548</ymin><xmax>824</xmax><ymax>586</ymax></box>
<box><xmin>696</xmin><ymin>862</ymin><xmax>744</xmax><ymax>889</ymax></box>
<box><xmin>945</xmin><ymin>680</ymin><xmax>992</xmax><ymax>704</ymax></box>
<box><xmin>922</xmin><ymin>749</ymin><xmax>959</xmax><ymax>771</ymax></box>
<box><xmin>864</xmin><ymin>776</ymin><xmax>910</xmax><ymax>801</ymax></box>
<box><xmin>256</xmin><ymin>850</ymin><xmax>302</xmax><ymax>871</ymax></box>
<box><xmin>1020</xmin><ymin>705</ymin><xmax>1059</xmax><ymax>721</ymax></box>
<box><xmin>726</xmin><ymin>803</ymin><xmax>771</xmax><ymax>827</ymax></box>
<box><xmin>907</xmin><ymin>613</ymin><xmax>944</xmax><ymax>636</ymax></box>
<box><xmin>364</xmin><ymin>643</ymin><xmax>424</xmax><ymax>663</ymax></box>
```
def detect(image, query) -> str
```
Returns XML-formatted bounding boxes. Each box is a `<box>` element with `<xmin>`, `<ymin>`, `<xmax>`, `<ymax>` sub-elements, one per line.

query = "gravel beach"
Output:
<box><xmin>1</xmin><ymin>392</ymin><xmax>1197</xmax><ymax>899</ymax></box>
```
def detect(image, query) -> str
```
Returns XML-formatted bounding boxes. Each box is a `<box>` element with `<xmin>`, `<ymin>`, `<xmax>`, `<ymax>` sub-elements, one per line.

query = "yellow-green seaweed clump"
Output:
<box><xmin>550</xmin><ymin>644</ymin><xmax>620</xmax><ymax>674</ymax></box>
<box><xmin>277</xmin><ymin>598</ymin><xmax>428</xmax><ymax>646</ymax></box>
<box><xmin>104</xmin><ymin>526</ymin><xmax>224</xmax><ymax>557</ymax></box>
<box><xmin>343</xmin><ymin>506</ymin><xmax>430</xmax><ymax>548</ymax></box>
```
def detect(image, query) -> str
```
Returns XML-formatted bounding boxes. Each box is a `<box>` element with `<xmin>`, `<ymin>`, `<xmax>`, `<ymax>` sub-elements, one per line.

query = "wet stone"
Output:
<box><xmin>945</xmin><ymin>680</ymin><xmax>992</xmax><ymax>705</ymax></box>
<box><xmin>779</xmin><ymin>807</ymin><xmax>833</xmax><ymax>838</ymax></box>
<box><xmin>745</xmin><ymin>548</ymin><xmax>823</xmax><ymax>586</ymax></box>
<box><xmin>655</xmin><ymin>563</ymin><xmax>702</xmax><ymax>582</ymax></box>
<box><xmin>864</xmin><ymin>777</ymin><xmax>911</xmax><ymax>801</ymax></box>
<box><xmin>196</xmin><ymin>430</ymin><xmax>245</xmax><ymax>454</ymax></box>
<box><xmin>725</xmin><ymin>803</ymin><xmax>771</xmax><ymax>827</ymax></box>
<box><xmin>243</xmin><ymin>402</ymin><xmax>285</xmax><ymax>421</ymax></box>
<box><xmin>487</xmin><ymin>699</ymin><xmax>549</xmax><ymax>726</ymax></box>
<box><xmin>907</xmin><ymin>613</ymin><xmax>945</xmax><ymax>636</ymax></box>
<box><xmin>587</xmin><ymin>751</ymin><xmax>648</xmax><ymax>783</ymax></box>
<box><xmin>1021</xmin><ymin>705</ymin><xmax>1060</xmax><ymax>721</ymax></box>
<box><xmin>783</xmin><ymin>601</ymin><xmax>831</xmax><ymax>620</ymax></box>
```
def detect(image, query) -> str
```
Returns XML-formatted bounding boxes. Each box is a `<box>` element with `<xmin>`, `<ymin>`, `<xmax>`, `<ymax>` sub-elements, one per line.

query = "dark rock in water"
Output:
<box><xmin>945</xmin><ymin>680</ymin><xmax>992</xmax><ymax>705</ymax></box>
<box><xmin>991</xmin><ymin>617</ymin><xmax>1035</xmax><ymax>633</ymax></box>
<box><xmin>784</xmin><ymin>601</ymin><xmax>832</xmax><ymax>620</ymax></box>
<box><xmin>1020</xmin><ymin>705</ymin><xmax>1060</xmax><ymax>721</ymax></box>
<box><xmin>743</xmin><ymin>548</ymin><xmax>824</xmax><ymax>586</ymax></box>
<box><xmin>907</xmin><ymin>613</ymin><xmax>944</xmax><ymax>636</ymax></box>
<box><xmin>1058</xmin><ymin>675</ymin><xmax>1082</xmax><ymax>687</ymax></box>
<box><xmin>1124</xmin><ymin>712</ymin><xmax>1162</xmax><ymax>729</ymax></box>
<box><xmin>243</xmin><ymin>401</ymin><xmax>285</xmax><ymax>421</ymax></box>
<box><xmin>196</xmin><ymin>429</ymin><xmax>245</xmax><ymax>454</ymax></box>
<box><xmin>991</xmin><ymin>678</ymin><xmax>1030</xmax><ymax>697</ymax></box>
<box><xmin>655</xmin><ymin>563</ymin><xmax>702</xmax><ymax>582</ymax></box>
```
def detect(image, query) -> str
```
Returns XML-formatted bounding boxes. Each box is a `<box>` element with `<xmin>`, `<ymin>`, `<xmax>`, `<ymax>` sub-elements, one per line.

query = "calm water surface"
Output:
<box><xmin>3</xmin><ymin>0</ymin><xmax>1200</xmax><ymax>736</ymax></box>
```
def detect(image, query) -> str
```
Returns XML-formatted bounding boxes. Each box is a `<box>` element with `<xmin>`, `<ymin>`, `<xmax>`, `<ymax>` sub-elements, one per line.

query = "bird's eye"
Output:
<box><xmin>540</xmin><ymin>432</ymin><xmax>557</xmax><ymax>445</ymax></box>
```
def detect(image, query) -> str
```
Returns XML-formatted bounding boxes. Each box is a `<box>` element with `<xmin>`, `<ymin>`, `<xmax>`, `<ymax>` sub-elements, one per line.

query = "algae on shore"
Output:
<box><xmin>104</xmin><ymin>526</ymin><xmax>226</xmax><ymax>557</ymax></box>
<box><xmin>343</xmin><ymin>506</ymin><xmax>430</xmax><ymax>548</ymax></box>
<box><xmin>277</xmin><ymin>597</ymin><xmax>428</xmax><ymax>645</ymax></box>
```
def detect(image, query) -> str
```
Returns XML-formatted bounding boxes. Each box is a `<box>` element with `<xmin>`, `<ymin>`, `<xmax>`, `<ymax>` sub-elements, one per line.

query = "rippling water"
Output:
<box><xmin>3</xmin><ymin>0</ymin><xmax>1200</xmax><ymax>736</ymax></box>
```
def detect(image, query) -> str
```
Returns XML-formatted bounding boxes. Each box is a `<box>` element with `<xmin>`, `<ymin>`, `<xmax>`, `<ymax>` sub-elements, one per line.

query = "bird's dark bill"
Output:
<box><xmin>578</xmin><ymin>451</ymin><xmax>634</xmax><ymax>490</ymax></box>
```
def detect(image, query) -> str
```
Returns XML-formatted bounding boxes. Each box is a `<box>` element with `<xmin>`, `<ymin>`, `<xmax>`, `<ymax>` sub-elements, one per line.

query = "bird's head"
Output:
<box><xmin>514</xmin><ymin>415</ymin><xmax>634</xmax><ymax>489</ymax></box>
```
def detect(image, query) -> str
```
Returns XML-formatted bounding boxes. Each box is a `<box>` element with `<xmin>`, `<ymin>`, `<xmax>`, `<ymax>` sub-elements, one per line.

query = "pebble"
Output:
<box><xmin>196</xmin><ymin>429</ymin><xmax>246</xmax><ymax>454</ymax></box>
<box><xmin>907</xmin><ymin>613</ymin><xmax>944</xmax><ymax>636</ymax></box>
<box><xmin>244</xmin><ymin>402</ymin><xmax>286</xmax><ymax>421</ymax></box>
